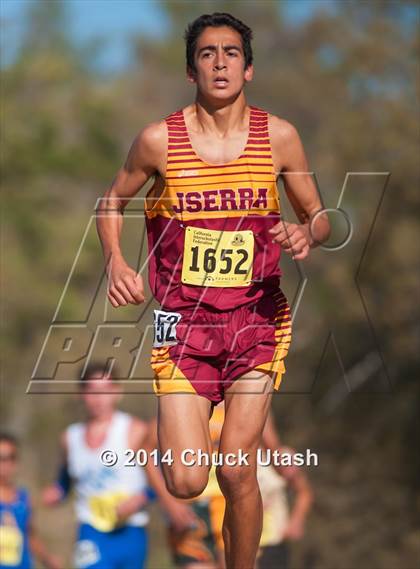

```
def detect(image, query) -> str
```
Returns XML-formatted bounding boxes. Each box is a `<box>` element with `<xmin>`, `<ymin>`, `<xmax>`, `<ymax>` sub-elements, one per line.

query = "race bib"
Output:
<box><xmin>88</xmin><ymin>492</ymin><xmax>128</xmax><ymax>533</ymax></box>
<box><xmin>0</xmin><ymin>525</ymin><xmax>23</xmax><ymax>565</ymax></box>
<box><xmin>182</xmin><ymin>227</ymin><xmax>254</xmax><ymax>287</ymax></box>
<box><xmin>153</xmin><ymin>310</ymin><xmax>182</xmax><ymax>348</ymax></box>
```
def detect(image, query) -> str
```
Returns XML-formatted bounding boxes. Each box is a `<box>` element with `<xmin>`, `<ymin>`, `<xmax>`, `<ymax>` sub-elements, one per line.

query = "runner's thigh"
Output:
<box><xmin>220</xmin><ymin>371</ymin><xmax>273</xmax><ymax>458</ymax></box>
<box><xmin>158</xmin><ymin>393</ymin><xmax>213</xmax><ymax>491</ymax></box>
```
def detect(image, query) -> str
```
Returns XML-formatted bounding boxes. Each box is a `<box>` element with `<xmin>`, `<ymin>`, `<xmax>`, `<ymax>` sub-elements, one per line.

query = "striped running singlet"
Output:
<box><xmin>145</xmin><ymin>105</ymin><xmax>283</xmax><ymax>311</ymax></box>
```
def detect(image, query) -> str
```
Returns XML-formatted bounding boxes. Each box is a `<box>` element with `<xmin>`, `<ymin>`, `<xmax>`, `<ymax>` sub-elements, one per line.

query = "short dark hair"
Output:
<box><xmin>0</xmin><ymin>432</ymin><xmax>19</xmax><ymax>449</ymax></box>
<box><xmin>79</xmin><ymin>361</ymin><xmax>120</xmax><ymax>388</ymax></box>
<box><xmin>184</xmin><ymin>12</ymin><xmax>253</xmax><ymax>72</ymax></box>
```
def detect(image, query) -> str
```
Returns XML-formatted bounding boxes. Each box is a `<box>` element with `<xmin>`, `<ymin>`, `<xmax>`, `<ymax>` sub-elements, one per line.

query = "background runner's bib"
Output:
<box><xmin>0</xmin><ymin>489</ymin><xmax>31</xmax><ymax>568</ymax></box>
<box><xmin>88</xmin><ymin>491</ymin><xmax>129</xmax><ymax>532</ymax></box>
<box><xmin>0</xmin><ymin>525</ymin><xmax>23</xmax><ymax>565</ymax></box>
<box><xmin>182</xmin><ymin>227</ymin><xmax>254</xmax><ymax>287</ymax></box>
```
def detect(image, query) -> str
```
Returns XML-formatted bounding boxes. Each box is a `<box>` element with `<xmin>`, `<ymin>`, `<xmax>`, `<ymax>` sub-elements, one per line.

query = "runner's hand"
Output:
<box><xmin>166</xmin><ymin>501</ymin><xmax>199</xmax><ymax>533</ymax></box>
<box><xmin>43</xmin><ymin>553</ymin><xmax>64</xmax><ymax>569</ymax></box>
<box><xmin>282</xmin><ymin>516</ymin><xmax>305</xmax><ymax>541</ymax></box>
<box><xmin>42</xmin><ymin>484</ymin><xmax>64</xmax><ymax>506</ymax></box>
<box><xmin>107</xmin><ymin>257</ymin><xmax>145</xmax><ymax>307</ymax></box>
<box><xmin>115</xmin><ymin>494</ymin><xmax>148</xmax><ymax>524</ymax></box>
<box><xmin>269</xmin><ymin>220</ymin><xmax>312</xmax><ymax>260</ymax></box>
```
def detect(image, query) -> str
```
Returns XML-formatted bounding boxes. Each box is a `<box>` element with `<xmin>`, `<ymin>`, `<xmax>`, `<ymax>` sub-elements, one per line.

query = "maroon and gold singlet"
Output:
<box><xmin>145</xmin><ymin>106</ymin><xmax>282</xmax><ymax>311</ymax></box>
<box><xmin>146</xmin><ymin>106</ymin><xmax>292</xmax><ymax>402</ymax></box>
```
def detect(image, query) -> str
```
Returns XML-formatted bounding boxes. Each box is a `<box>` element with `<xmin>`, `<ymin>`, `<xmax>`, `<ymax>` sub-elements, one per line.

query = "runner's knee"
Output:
<box><xmin>216</xmin><ymin>462</ymin><xmax>256</xmax><ymax>496</ymax></box>
<box><xmin>164</xmin><ymin>467</ymin><xmax>209</xmax><ymax>499</ymax></box>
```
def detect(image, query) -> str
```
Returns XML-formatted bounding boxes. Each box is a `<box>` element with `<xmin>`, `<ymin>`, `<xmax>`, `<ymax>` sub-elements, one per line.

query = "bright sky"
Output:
<box><xmin>0</xmin><ymin>0</ymin><xmax>338</xmax><ymax>72</ymax></box>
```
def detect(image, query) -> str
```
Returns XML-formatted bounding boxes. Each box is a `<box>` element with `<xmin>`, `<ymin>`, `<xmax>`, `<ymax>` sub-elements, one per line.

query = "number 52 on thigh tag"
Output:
<box><xmin>182</xmin><ymin>227</ymin><xmax>254</xmax><ymax>287</ymax></box>
<box><xmin>153</xmin><ymin>310</ymin><xmax>182</xmax><ymax>347</ymax></box>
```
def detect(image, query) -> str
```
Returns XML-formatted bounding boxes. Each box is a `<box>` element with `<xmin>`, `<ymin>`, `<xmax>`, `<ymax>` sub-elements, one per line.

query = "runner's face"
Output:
<box><xmin>81</xmin><ymin>373</ymin><xmax>121</xmax><ymax>418</ymax></box>
<box><xmin>0</xmin><ymin>441</ymin><xmax>18</xmax><ymax>484</ymax></box>
<box><xmin>189</xmin><ymin>26</ymin><xmax>253</xmax><ymax>100</ymax></box>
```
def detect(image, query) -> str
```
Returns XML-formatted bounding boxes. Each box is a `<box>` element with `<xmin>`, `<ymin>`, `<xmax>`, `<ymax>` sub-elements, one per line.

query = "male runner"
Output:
<box><xmin>0</xmin><ymin>433</ymin><xmax>62</xmax><ymax>569</ymax></box>
<box><xmin>42</xmin><ymin>363</ymin><xmax>195</xmax><ymax>569</ymax></box>
<box><xmin>97</xmin><ymin>12</ymin><xmax>329</xmax><ymax>568</ymax></box>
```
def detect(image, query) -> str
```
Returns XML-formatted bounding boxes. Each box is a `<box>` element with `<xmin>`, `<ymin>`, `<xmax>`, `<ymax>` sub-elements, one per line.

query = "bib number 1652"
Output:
<box><xmin>189</xmin><ymin>246</ymin><xmax>248</xmax><ymax>275</ymax></box>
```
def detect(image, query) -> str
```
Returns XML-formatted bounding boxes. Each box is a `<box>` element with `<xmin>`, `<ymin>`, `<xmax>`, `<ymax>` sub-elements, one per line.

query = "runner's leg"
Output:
<box><xmin>216</xmin><ymin>371</ymin><xmax>273</xmax><ymax>569</ymax></box>
<box><xmin>158</xmin><ymin>393</ymin><xmax>213</xmax><ymax>499</ymax></box>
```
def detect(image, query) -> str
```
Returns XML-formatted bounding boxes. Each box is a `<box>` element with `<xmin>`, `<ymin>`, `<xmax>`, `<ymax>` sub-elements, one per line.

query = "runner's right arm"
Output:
<box><xmin>96</xmin><ymin>121</ymin><xmax>167</xmax><ymax>308</ymax></box>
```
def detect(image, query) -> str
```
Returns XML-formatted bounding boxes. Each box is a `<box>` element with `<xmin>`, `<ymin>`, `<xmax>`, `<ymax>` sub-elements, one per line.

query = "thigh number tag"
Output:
<box><xmin>153</xmin><ymin>310</ymin><xmax>182</xmax><ymax>347</ymax></box>
<box><xmin>182</xmin><ymin>227</ymin><xmax>254</xmax><ymax>287</ymax></box>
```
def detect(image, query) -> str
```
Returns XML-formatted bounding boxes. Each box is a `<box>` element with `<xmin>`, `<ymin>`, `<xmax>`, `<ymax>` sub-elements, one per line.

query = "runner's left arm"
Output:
<box><xmin>268</xmin><ymin>116</ymin><xmax>331</xmax><ymax>259</ymax></box>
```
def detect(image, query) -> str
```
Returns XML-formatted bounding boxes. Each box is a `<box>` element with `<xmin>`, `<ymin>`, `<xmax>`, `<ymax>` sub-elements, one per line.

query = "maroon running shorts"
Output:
<box><xmin>151</xmin><ymin>289</ymin><xmax>292</xmax><ymax>404</ymax></box>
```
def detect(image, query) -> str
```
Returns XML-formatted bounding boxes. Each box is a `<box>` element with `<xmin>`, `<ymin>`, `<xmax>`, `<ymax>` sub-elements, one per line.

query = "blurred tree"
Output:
<box><xmin>18</xmin><ymin>0</ymin><xmax>72</xmax><ymax>56</ymax></box>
